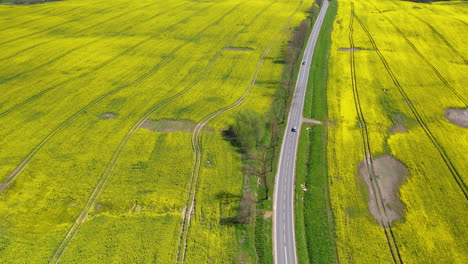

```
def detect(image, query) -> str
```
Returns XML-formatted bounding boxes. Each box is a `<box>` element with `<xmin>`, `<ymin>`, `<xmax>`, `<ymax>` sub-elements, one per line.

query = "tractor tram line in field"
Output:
<box><xmin>0</xmin><ymin>1</ymin><xmax>133</xmax><ymax>47</ymax></box>
<box><xmin>352</xmin><ymin>11</ymin><xmax>468</xmax><ymax>200</ymax></box>
<box><xmin>0</xmin><ymin>0</ymin><xmax>167</xmax><ymax>64</ymax></box>
<box><xmin>0</xmin><ymin>40</ymin><xmax>49</xmax><ymax>61</ymax></box>
<box><xmin>0</xmin><ymin>6</ymin><xmax>66</xmax><ymax>25</ymax></box>
<box><xmin>0</xmin><ymin>37</ymin><xmax>172</xmax><ymax>193</ymax></box>
<box><xmin>0</xmin><ymin>2</ymin><xmax>221</xmax><ymax>193</ymax></box>
<box><xmin>418</xmin><ymin>5</ymin><xmax>468</xmax><ymax>28</ymax></box>
<box><xmin>0</xmin><ymin>38</ymin><xmax>102</xmax><ymax>84</ymax></box>
<box><xmin>402</xmin><ymin>12</ymin><xmax>467</xmax><ymax>65</ymax></box>
<box><xmin>0</xmin><ymin>0</ymin><xmax>97</xmax><ymax>22</ymax></box>
<box><xmin>47</xmin><ymin>3</ymin><xmax>253</xmax><ymax>262</ymax></box>
<box><xmin>349</xmin><ymin>4</ymin><xmax>404</xmax><ymax>264</ymax></box>
<box><xmin>368</xmin><ymin>2</ymin><xmax>468</xmax><ymax>107</ymax></box>
<box><xmin>0</xmin><ymin>0</ymin><xmax>192</xmax><ymax>116</ymax></box>
<box><xmin>0</xmin><ymin>0</ymin><xmax>165</xmax><ymax>62</ymax></box>
<box><xmin>0</xmin><ymin>6</ymin><xmax>83</xmax><ymax>32</ymax></box>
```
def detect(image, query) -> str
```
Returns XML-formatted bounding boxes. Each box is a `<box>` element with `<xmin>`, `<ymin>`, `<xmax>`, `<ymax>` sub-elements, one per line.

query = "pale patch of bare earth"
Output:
<box><xmin>339</xmin><ymin>47</ymin><xmax>368</xmax><ymax>52</ymax></box>
<box><xmin>2</xmin><ymin>0</ymin><xmax>61</xmax><ymax>5</ymax></box>
<box><xmin>302</xmin><ymin>117</ymin><xmax>323</xmax><ymax>125</ymax></box>
<box><xmin>359</xmin><ymin>154</ymin><xmax>408</xmax><ymax>226</ymax></box>
<box><xmin>389</xmin><ymin>114</ymin><xmax>408</xmax><ymax>133</ymax></box>
<box><xmin>263</xmin><ymin>211</ymin><xmax>273</xmax><ymax>219</ymax></box>
<box><xmin>389</xmin><ymin>124</ymin><xmax>407</xmax><ymax>133</ymax></box>
<box><xmin>140</xmin><ymin>119</ymin><xmax>196</xmax><ymax>132</ymax></box>
<box><xmin>444</xmin><ymin>108</ymin><xmax>468</xmax><ymax>128</ymax></box>
<box><xmin>223</xmin><ymin>47</ymin><xmax>253</xmax><ymax>51</ymax></box>
<box><xmin>99</xmin><ymin>113</ymin><xmax>117</xmax><ymax>120</ymax></box>
<box><xmin>94</xmin><ymin>203</ymin><xmax>104</xmax><ymax>214</ymax></box>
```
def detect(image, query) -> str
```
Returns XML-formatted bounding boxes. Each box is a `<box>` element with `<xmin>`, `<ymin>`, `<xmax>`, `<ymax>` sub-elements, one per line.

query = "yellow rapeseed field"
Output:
<box><xmin>0</xmin><ymin>0</ymin><xmax>313</xmax><ymax>263</ymax></box>
<box><xmin>327</xmin><ymin>0</ymin><xmax>467</xmax><ymax>263</ymax></box>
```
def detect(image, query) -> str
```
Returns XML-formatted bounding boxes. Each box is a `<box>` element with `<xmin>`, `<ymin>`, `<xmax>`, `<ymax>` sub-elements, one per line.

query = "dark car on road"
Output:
<box><xmin>291</xmin><ymin>126</ymin><xmax>297</xmax><ymax>132</ymax></box>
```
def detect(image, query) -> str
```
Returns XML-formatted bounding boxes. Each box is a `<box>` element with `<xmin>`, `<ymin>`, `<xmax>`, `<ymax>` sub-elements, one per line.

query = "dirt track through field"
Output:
<box><xmin>175</xmin><ymin>29</ymin><xmax>274</xmax><ymax>264</ymax></box>
<box><xmin>174</xmin><ymin>1</ymin><xmax>307</xmax><ymax>263</ymax></box>
<box><xmin>353</xmin><ymin>10</ymin><xmax>468</xmax><ymax>200</ymax></box>
<box><xmin>349</xmin><ymin>4</ymin><xmax>403</xmax><ymax>263</ymax></box>
<box><xmin>175</xmin><ymin>2</ymin><xmax>286</xmax><ymax>262</ymax></box>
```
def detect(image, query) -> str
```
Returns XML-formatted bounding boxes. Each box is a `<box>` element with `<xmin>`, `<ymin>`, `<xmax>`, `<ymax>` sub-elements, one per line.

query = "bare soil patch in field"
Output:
<box><xmin>302</xmin><ymin>117</ymin><xmax>323</xmax><ymax>124</ymax></box>
<box><xmin>141</xmin><ymin>119</ymin><xmax>196</xmax><ymax>132</ymax></box>
<box><xmin>389</xmin><ymin>114</ymin><xmax>408</xmax><ymax>133</ymax></box>
<box><xmin>99</xmin><ymin>113</ymin><xmax>118</xmax><ymax>120</ymax></box>
<box><xmin>223</xmin><ymin>47</ymin><xmax>253</xmax><ymax>51</ymax></box>
<box><xmin>444</xmin><ymin>108</ymin><xmax>468</xmax><ymax>128</ymax></box>
<box><xmin>2</xmin><ymin>0</ymin><xmax>62</xmax><ymax>5</ymax></box>
<box><xmin>359</xmin><ymin>154</ymin><xmax>408</xmax><ymax>226</ymax></box>
<box><xmin>338</xmin><ymin>47</ymin><xmax>369</xmax><ymax>52</ymax></box>
<box><xmin>389</xmin><ymin>123</ymin><xmax>407</xmax><ymax>133</ymax></box>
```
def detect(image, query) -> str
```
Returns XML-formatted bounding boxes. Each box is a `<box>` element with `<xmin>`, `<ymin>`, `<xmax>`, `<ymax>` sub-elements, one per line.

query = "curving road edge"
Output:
<box><xmin>273</xmin><ymin>1</ymin><xmax>329</xmax><ymax>263</ymax></box>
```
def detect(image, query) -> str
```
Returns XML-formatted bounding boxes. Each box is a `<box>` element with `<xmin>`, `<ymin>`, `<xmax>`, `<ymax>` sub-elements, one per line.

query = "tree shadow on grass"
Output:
<box><xmin>219</xmin><ymin>217</ymin><xmax>240</xmax><ymax>226</ymax></box>
<box><xmin>221</xmin><ymin>127</ymin><xmax>245</xmax><ymax>155</ymax></box>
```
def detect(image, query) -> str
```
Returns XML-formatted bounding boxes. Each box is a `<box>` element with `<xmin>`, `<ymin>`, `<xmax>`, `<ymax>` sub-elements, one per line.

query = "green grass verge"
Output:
<box><xmin>255</xmin><ymin>198</ymin><xmax>273</xmax><ymax>264</ymax></box>
<box><xmin>296</xmin><ymin>0</ymin><xmax>338</xmax><ymax>263</ymax></box>
<box><xmin>295</xmin><ymin>126</ymin><xmax>312</xmax><ymax>263</ymax></box>
<box><xmin>303</xmin><ymin>0</ymin><xmax>336</xmax><ymax>121</ymax></box>
<box><xmin>300</xmin><ymin>125</ymin><xmax>337</xmax><ymax>264</ymax></box>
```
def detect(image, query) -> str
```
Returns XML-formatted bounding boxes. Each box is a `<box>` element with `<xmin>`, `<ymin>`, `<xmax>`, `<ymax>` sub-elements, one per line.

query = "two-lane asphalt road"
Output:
<box><xmin>273</xmin><ymin>1</ymin><xmax>329</xmax><ymax>263</ymax></box>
